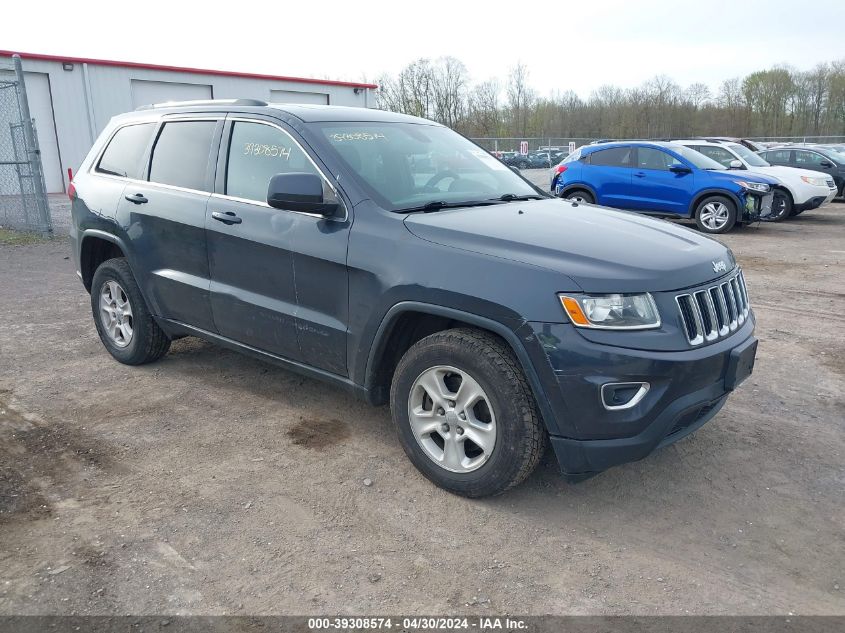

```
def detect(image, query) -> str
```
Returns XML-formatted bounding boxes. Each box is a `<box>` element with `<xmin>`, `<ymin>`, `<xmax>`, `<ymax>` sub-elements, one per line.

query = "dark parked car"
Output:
<box><xmin>70</xmin><ymin>100</ymin><xmax>757</xmax><ymax>497</ymax></box>
<box><xmin>503</xmin><ymin>150</ymin><xmax>566</xmax><ymax>169</ymax></box>
<box><xmin>697</xmin><ymin>137</ymin><xmax>766</xmax><ymax>153</ymax></box>
<box><xmin>759</xmin><ymin>146</ymin><xmax>845</xmax><ymax>198</ymax></box>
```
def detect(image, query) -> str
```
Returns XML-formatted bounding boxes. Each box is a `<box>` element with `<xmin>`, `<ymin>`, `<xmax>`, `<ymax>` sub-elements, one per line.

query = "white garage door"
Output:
<box><xmin>130</xmin><ymin>80</ymin><xmax>213</xmax><ymax>109</ymax></box>
<box><xmin>0</xmin><ymin>70</ymin><xmax>63</xmax><ymax>193</ymax></box>
<box><xmin>270</xmin><ymin>89</ymin><xmax>329</xmax><ymax>105</ymax></box>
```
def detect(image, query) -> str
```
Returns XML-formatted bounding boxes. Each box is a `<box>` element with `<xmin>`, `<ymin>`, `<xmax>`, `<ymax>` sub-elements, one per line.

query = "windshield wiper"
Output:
<box><xmin>395</xmin><ymin>200</ymin><xmax>500</xmax><ymax>213</ymax></box>
<box><xmin>495</xmin><ymin>193</ymin><xmax>545</xmax><ymax>201</ymax></box>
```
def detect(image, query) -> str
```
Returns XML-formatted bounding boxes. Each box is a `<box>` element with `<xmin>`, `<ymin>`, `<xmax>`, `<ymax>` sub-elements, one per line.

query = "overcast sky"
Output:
<box><xmin>6</xmin><ymin>0</ymin><xmax>845</xmax><ymax>97</ymax></box>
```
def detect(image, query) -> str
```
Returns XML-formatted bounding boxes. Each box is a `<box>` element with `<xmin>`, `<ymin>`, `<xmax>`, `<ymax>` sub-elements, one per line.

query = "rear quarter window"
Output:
<box><xmin>96</xmin><ymin>123</ymin><xmax>155</xmax><ymax>179</ymax></box>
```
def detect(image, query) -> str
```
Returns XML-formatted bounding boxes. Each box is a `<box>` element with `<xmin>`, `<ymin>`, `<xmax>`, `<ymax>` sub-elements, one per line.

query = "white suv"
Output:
<box><xmin>677</xmin><ymin>140</ymin><xmax>837</xmax><ymax>220</ymax></box>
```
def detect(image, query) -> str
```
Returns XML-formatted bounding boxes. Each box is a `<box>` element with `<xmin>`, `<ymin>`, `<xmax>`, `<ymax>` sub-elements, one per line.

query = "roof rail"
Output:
<box><xmin>135</xmin><ymin>98</ymin><xmax>268</xmax><ymax>111</ymax></box>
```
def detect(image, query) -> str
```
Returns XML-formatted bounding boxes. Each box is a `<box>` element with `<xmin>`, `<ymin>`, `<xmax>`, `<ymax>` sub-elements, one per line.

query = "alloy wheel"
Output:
<box><xmin>700</xmin><ymin>202</ymin><xmax>730</xmax><ymax>230</ymax></box>
<box><xmin>407</xmin><ymin>365</ymin><xmax>497</xmax><ymax>473</ymax></box>
<box><xmin>99</xmin><ymin>280</ymin><xmax>133</xmax><ymax>348</ymax></box>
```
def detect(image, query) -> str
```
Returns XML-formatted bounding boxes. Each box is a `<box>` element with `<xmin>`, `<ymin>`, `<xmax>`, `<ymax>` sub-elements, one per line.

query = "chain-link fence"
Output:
<box><xmin>470</xmin><ymin>138</ymin><xmax>594</xmax><ymax>154</ymax></box>
<box><xmin>471</xmin><ymin>135</ymin><xmax>845</xmax><ymax>155</ymax></box>
<box><xmin>0</xmin><ymin>55</ymin><xmax>51</xmax><ymax>236</ymax></box>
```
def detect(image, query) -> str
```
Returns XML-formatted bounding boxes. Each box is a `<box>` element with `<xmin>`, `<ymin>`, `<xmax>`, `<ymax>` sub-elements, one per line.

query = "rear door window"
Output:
<box><xmin>96</xmin><ymin>123</ymin><xmax>155</xmax><ymax>179</ymax></box>
<box><xmin>588</xmin><ymin>147</ymin><xmax>632</xmax><ymax>167</ymax></box>
<box><xmin>148</xmin><ymin>120</ymin><xmax>217</xmax><ymax>191</ymax></box>
<box><xmin>764</xmin><ymin>150</ymin><xmax>792</xmax><ymax>164</ymax></box>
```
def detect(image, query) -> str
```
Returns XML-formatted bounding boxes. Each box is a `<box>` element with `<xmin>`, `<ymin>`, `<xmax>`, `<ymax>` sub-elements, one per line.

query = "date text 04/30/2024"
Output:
<box><xmin>307</xmin><ymin>617</ymin><xmax>528</xmax><ymax>630</ymax></box>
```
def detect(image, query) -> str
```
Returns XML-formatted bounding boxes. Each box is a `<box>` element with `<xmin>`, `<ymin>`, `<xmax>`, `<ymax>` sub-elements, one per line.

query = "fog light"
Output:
<box><xmin>601</xmin><ymin>382</ymin><xmax>650</xmax><ymax>411</ymax></box>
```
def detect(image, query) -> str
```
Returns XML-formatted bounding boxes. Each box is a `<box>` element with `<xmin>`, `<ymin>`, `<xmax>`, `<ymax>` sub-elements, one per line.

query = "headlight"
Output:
<box><xmin>801</xmin><ymin>175</ymin><xmax>828</xmax><ymax>187</ymax></box>
<box><xmin>734</xmin><ymin>180</ymin><xmax>770</xmax><ymax>193</ymax></box>
<box><xmin>559</xmin><ymin>293</ymin><xmax>661</xmax><ymax>330</ymax></box>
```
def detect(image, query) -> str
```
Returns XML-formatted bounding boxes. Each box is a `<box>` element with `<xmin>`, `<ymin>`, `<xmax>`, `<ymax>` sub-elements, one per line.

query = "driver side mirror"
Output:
<box><xmin>267</xmin><ymin>173</ymin><xmax>339</xmax><ymax>217</ymax></box>
<box><xmin>669</xmin><ymin>163</ymin><xmax>692</xmax><ymax>174</ymax></box>
<box><xmin>820</xmin><ymin>160</ymin><xmax>834</xmax><ymax>168</ymax></box>
<box><xmin>729</xmin><ymin>159</ymin><xmax>744</xmax><ymax>169</ymax></box>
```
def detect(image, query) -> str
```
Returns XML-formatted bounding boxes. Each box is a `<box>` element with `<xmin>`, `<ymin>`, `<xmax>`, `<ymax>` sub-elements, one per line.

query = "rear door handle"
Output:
<box><xmin>634</xmin><ymin>172</ymin><xmax>646</xmax><ymax>178</ymax></box>
<box><xmin>211</xmin><ymin>210</ymin><xmax>242</xmax><ymax>225</ymax></box>
<box><xmin>125</xmin><ymin>193</ymin><xmax>148</xmax><ymax>204</ymax></box>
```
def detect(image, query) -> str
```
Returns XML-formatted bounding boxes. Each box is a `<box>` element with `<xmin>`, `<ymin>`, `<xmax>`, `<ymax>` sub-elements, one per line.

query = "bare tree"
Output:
<box><xmin>374</xmin><ymin>56</ymin><xmax>845</xmax><ymax>144</ymax></box>
<box><xmin>467</xmin><ymin>79</ymin><xmax>501</xmax><ymax>137</ymax></box>
<box><xmin>507</xmin><ymin>63</ymin><xmax>535</xmax><ymax>137</ymax></box>
<box><xmin>430</xmin><ymin>57</ymin><xmax>469</xmax><ymax>129</ymax></box>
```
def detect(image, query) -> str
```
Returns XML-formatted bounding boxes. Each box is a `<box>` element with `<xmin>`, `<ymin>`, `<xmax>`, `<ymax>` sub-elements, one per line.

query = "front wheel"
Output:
<box><xmin>390</xmin><ymin>328</ymin><xmax>546</xmax><ymax>497</ymax></box>
<box><xmin>770</xmin><ymin>189</ymin><xmax>793</xmax><ymax>221</ymax></box>
<box><xmin>695</xmin><ymin>195</ymin><xmax>737</xmax><ymax>234</ymax></box>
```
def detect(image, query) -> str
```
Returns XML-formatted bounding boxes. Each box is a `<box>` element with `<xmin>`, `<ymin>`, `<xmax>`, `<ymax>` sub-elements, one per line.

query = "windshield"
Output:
<box><xmin>670</xmin><ymin>145</ymin><xmax>726</xmax><ymax>170</ymax></box>
<box><xmin>728</xmin><ymin>143</ymin><xmax>770</xmax><ymax>167</ymax></box>
<box><xmin>314</xmin><ymin>122</ymin><xmax>539</xmax><ymax>211</ymax></box>
<box><xmin>819</xmin><ymin>147</ymin><xmax>845</xmax><ymax>162</ymax></box>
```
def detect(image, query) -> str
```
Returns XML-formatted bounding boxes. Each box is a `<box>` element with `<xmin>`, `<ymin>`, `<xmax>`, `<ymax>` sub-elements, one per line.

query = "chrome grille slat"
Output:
<box><xmin>728</xmin><ymin>277</ymin><xmax>745</xmax><ymax>327</ymax></box>
<box><xmin>694</xmin><ymin>290</ymin><xmax>718</xmax><ymax>341</ymax></box>
<box><xmin>723</xmin><ymin>281</ymin><xmax>738</xmax><ymax>331</ymax></box>
<box><xmin>676</xmin><ymin>269</ymin><xmax>751</xmax><ymax>346</ymax></box>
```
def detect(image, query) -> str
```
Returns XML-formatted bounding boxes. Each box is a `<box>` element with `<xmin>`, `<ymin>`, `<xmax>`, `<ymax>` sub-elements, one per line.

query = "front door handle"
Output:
<box><xmin>211</xmin><ymin>210</ymin><xmax>243</xmax><ymax>225</ymax></box>
<box><xmin>634</xmin><ymin>172</ymin><xmax>646</xmax><ymax>178</ymax></box>
<box><xmin>125</xmin><ymin>193</ymin><xmax>148</xmax><ymax>204</ymax></box>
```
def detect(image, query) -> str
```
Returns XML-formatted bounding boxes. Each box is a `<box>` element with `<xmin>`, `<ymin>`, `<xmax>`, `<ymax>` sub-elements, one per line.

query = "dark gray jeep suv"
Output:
<box><xmin>70</xmin><ymin>100</ymin><xmax>757</xmax><ymax>497</ymax></box>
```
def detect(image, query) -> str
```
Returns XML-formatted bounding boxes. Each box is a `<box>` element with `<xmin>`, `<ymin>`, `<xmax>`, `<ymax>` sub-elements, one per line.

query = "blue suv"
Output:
<box><xmin>552</xmin><ymin>141</ymin><xmax>777</xmax><ymax>234</ymax></box>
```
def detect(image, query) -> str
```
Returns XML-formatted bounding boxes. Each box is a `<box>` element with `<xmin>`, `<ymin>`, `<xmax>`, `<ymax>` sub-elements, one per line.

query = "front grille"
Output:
<box><xmin>675</xmin><ymin>269</ymin><xmax>749</xmax><ymax>346</ymax></box>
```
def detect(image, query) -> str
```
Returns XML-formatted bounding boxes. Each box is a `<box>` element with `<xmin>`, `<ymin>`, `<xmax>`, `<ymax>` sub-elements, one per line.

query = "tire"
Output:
<box><xmin>563</xmin><ymin>189</ymin><xmax>594</xmax><ymax>204</ymax></box>
<box><xmin>390</xmin><ymin>328</ymin><xmax>546</xmax><ymax>498</ymax></box>
<box><xmin>517</xmin><ymin>161</ymin><xmax>529</xmax><ymax>169</ymax></box>
<box><xmin>694</xmin><ymin>195</ymin><xmax>737</xmax><ymax>234</ymax></box>
<box><xmin>770</xmin><ymin>189</ymin><xmax>793</xmax><ymax>220</ymax></box>
<box><xmin>90</xmin><ymin>258</ymin><xmax>171</xmax><ymax>365</ymax></box>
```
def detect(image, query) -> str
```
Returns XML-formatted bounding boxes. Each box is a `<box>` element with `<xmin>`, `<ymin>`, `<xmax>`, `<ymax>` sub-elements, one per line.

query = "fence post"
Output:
<box><xmin>13</xmin><ymin>54</ymin><xmax>51</xmax><ymax>236</ymax></box>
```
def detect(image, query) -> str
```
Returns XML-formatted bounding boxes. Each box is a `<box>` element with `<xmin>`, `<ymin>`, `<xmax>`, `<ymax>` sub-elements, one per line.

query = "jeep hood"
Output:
<box><xmin>403</xmin><ymin>199</ymin><xmax>735</xmax><ymax>293</ymax></box>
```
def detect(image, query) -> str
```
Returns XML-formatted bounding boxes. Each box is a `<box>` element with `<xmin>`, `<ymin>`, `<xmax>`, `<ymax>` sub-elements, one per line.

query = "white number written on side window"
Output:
<box><xmin>243</xmin><ymin>143</ymin><xmax>292</xmax><ymax>159</ymax></box>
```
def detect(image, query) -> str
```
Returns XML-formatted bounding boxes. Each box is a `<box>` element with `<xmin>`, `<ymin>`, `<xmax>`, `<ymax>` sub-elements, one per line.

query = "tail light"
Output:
<box><xmin>556</xmin><ymin>165</ymin><xmax>568</xmax><ymax>174</ymax></box>
<box><xmin>67</xmin><ymin>167</ymin><xmax>76</xmax><ymax>201</ymax></box>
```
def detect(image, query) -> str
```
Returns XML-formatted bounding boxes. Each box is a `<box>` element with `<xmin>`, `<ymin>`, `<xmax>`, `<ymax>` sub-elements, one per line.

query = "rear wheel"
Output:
<box><xmin>91</xmin><ymin>258</ymin><xmax>171</xmax><ymax>365</ymax></box>
<box><xmin>770</xmin><ymin>189</ymin><xmax>793</xmax><ymax>220</ymax></box>
<box><xmin>563</xmin><ymin>189</ymin><xmax>594</xmax><ymax>204</ymax></box>
<box><xmin>694</xmin><ymin>195</ymin><xmax>737</xmax><ymax>234</ymax></box>
<box><xmin>390</xmin><ymin>328</ymin><xmax>546</xmax><ymax>497</ymax></box>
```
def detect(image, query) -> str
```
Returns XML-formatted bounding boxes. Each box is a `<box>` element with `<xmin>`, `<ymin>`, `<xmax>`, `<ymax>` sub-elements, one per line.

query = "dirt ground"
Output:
<box><xmin>0</xmin><ymin>183</ymin><xmax>843</xmax><ymax>616</ymax></box>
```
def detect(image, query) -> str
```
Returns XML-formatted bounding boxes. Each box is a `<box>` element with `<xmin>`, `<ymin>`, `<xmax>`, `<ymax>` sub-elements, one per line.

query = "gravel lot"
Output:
<box><xmin>1</xmin><ymin>181</ymin><xmax>843</xmax><ymax>615</ymax></box>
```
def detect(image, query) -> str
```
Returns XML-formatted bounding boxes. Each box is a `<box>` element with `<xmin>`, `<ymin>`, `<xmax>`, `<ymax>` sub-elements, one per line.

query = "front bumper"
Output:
<box><xmin>529</xmin><ymin>316</ymin><xmax>756</xmax><ymax>479</ymax></box>
<box><xmin>743</xmin><ymin>191</ymin><xmax>773</xmax><ymax>221</ymax></box>
<box><xmin>795</xmin><ymin>188</ymin><xmax>837</xmax><ymax>211</ymax></box>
